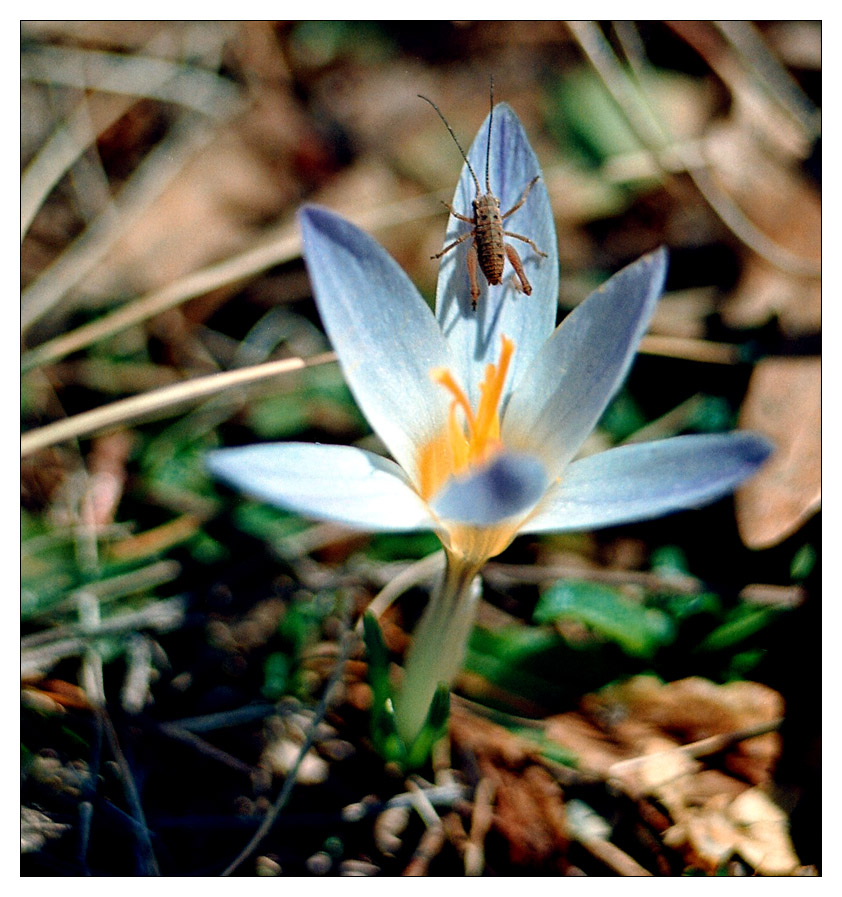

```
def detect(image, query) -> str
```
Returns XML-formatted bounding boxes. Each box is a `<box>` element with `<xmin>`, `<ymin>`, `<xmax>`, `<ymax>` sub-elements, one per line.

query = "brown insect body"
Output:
<box><xmin>473</xmin><ymin>192</ymin><xmax>505</xmax><ymax>285</ymax></box>
<box><xmin>419</xmin><ymin>81</ymin><xmax>547</xmax><ymax>310</ymax></box>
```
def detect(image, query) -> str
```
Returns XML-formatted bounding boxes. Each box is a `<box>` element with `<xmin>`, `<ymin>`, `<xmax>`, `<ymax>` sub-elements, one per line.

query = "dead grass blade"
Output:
<box><xmin>21</xmin><ymin>352</ymin><xmax>336</xmax><ymax>457</ymax></box>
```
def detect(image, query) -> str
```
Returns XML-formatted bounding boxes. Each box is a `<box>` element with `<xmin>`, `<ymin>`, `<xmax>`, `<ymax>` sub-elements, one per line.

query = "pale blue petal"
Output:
<box><xmin>299</xmin><ymin>207</ymin><xmax>450</xmax><ymax>481</ymax></box>
<box><xmin>207</xmin><ymin>443</ymin><xmax>433</xmax><ymax>532</ymax></box>
<box><xmin>521</xmin><ymin>432</ymin><xmax>773</xmax><ymax>533</ymax></box>
<box><xmin>431</xmin><ymin>451</ymin><xmax>548</xmax><ymax>526</ymax></box>
<box><xmin>434</xmin><ymin>103</ymin><xmax>558</xmax><ymax>407</ymax></box>
<box><xmin>502</xmin><ymin>249</ymin><xmax>667</xmax><ymax>476</ymax></box>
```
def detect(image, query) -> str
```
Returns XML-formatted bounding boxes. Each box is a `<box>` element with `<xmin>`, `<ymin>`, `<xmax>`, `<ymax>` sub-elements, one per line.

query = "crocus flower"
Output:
<box><xmin>208</xmin><ymin>104</ymin><xmax>771</xmax><ymax>746</ymax></box>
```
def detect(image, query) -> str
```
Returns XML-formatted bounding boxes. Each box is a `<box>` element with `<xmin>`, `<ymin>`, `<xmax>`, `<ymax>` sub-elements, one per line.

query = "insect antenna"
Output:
<box><xmin>485</xmin><ymin>75</ymin><xmax>494</xmax><ymax>193</ymax></box>
<box><xmin>418</xmin><ymin>94</ymin><xmax>482</xmax><ymax>196</ymax></box>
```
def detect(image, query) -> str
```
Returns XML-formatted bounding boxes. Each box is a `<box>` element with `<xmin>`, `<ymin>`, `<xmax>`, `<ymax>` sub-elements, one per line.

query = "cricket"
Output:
<box><xmin>419</xmin><ymin>79</ymin><xmax>547</xmax><ymax>310</ymax></box>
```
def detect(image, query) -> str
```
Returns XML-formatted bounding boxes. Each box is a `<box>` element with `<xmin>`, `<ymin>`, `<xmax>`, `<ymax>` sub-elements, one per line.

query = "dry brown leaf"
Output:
<box><xmin>650</xmin><ymin>288</ymin><xmax>717</xmax><ymax>339</ymax></box>
<box><xmin>85</xmin><ymin>95</ymin><xmax>302</xmax><ymax>300</ymax></box>
<box><xmin>449</xmin><ymin>705</ymin><xmax>568</xmax><ymax>873</ymax></box>
<box><xmin>595</xmin><ymin>676</ymin><xmax>783</xmax><ymax>785</ymax></box>
<box><xmin>664</xmin><ymin>786</ymin><xmax>801</xmax><ymax>876</ymax></box>
<box><xmin>706</xmin><ymin>125</ymin><xmax>821</xmax><ymax>336</ymax></box>
<box><xmin>21</xmin><ymin>20</ymin><xmax>177</xmax><ymax>49</ymax></box>
<box><xmin>452</xmin><ymin>675</ymin><xmax>790</xmax><ymax>875</ymax></box>
<box><xmin>727</xmin><ymin>787</ymin><xmax>800</xmax><ymax>874</ymax></box>
<box><xmin>736</xmin><ymin>356</ymin><xmax>821</xmax><ymax>549</ymax></box>
<box><xmin>561</xmin><ymin>678</ymin><xmax>797</xmax><ymax>875</ymax></box>
<box><xmin>21</xmin><ymin>806</ymin><xmax>72</xmax><ymax>854</ymax></box>
<box><xmin>543</xmin><ymin>712</ymin><xmax>631</xmax><ymax>779</ymax></box>
<box><xmin>545</xmin><ymin>676</ymin><xmax>783</xmax><ymax>789</ymax></box>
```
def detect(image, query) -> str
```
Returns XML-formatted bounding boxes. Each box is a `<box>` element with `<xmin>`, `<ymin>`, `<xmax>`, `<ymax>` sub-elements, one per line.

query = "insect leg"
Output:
<box><xmin>501</xmin><ymin>176</ymin><xmax>540</xmax><ymax>219</ymax></box>
<box><xmin>466</xmin><ymin>241</ymin><xmax>481</xmax><ymax>309</ymax></box>
<box><xmin>432</xmin><ymin>230</ymin><xmax>474</xmax><ymax>260</ymax></box>
<box><xmin>504</xmin><ymin>242</ymin><xmax>533</xmax><ymax>296</ymax></box>
<box><xmin>440</xmin><ymin>200</ymin><xmax>474</xmax><ymax>224</ymax></box>
<box><xmin>503</xmin><ymin>231</ymin><xmax>548</xmax><ymax>258</ymax></box>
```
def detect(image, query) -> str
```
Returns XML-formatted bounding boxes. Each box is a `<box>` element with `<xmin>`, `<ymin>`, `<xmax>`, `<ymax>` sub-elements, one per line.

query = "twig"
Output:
<box><xmin>402</xmin><ymin>825</ymin><xmax>446</xmax><ymax>877</ymax></box>
<box><xmin>21</xmin><ymin>220</ymin><xmax>302</xmax><ymax>371</ymax></box>
<box><xmin>386</xmin><ymin>782</ymin><xmax>468</xmax><ymax>812</ymax></box>
<box><xmin>78</xmin><ymin>590</ymin><xmax>159</xmax><ymax>874</ymax></box>
<box><xmin>638</xmin><ymin>334</ymin><xmax>741</xmax><ymax>365</ymax></box>
<box><xmin>21</xmin><ymin>596</ymin><xmax>186</xmax><ymax>677</ymax></box>
<box><xmin>738</xmin><ymin>583</ymin><xmax>806</xmax><ymax>608</ymax></box>
<box><xmin>355</xmin><ymin>550</ymin><xmax>445</xmax><ymax>635</ymax></box>
<box><xmin>100</xmin><ymin>710</ymin><xmax>160</xmax><ymax>875</ymax></box>
<box><xmin>608</xmin><ymin>718</ymin><xmax>783</xmax><ymax>782</ymax></box>
<box><xmin>402</xmin><ymin>784</ymin><xmax>446</xmax><ymax>878</ymax></box>
<box><xmin>620</xmin><ymin>394</ymin><xmax>707</xmax><ymax>445</ymax></box>
<box><xmin>579</xmin><ymin>830</ymin><xmax>653</xmax><ymax>876</ymax></box>
<box><xmin>166</xmin><ymin>704</ymin><xmax>277</xmax><ymax>734</ymax></box>
<box><xmin>281</xmin><ymin>522</ymin><xmax>364</xmax><ymax>560</ymax></box>
<box><xmin>566</xmin><ymin>799</ymin><xmax>652</xmax><ymax>876</ymax></box>
<box><xmin>340</xmin><ymin>783</ymin><xmax>468</xmax><ymax>823</ymax></box>
<box><xmin>483</xmin><ymin>559</ymin><xmax>704</xmax><ymax>595</ymax></box>
<box><xmin>220</xmin><ymin>598</ymin><xmax>353</xmax><ymax>876</ymax></box>
<box><xmin>21</xmin><ymin>596</ymin><xmax>186</xmax><ymax>650</ymax></box>
<box><xmin>20</xmin><ymin>352</ymin><xmax>336</xmax><ymax>456</ymax></box>
<box><xmin>156</xmin><ymin>721</ymin><xmax>255</xmax><ymax>777</ymax></box>
<box><xmin>121</xmin><ymin>634</ymin><xmax>154</xmax><ymax>714</ymax></box>
<box><xmin>25</xmin><ymin>559</ymin><xmax>182</xmax><ymax>620</ymax></box>
<box><xmin>406</xmin><ymin>778</ymin><xmax>443</xmax><ymax>829</ymax></box>
<box><xmin>21</xmin><ymin>112</ymin><xmax>221</xmax><ymax>334</ymax></box>
<box><xmin>567</xmin><ymin>20</ymin><xmax>821</xmax><ymax>280</ymax></box>
<box><xmin>485</xmin><ymin>561</ymin><xmax>805</xmax><ymax>611</ymax></box>
<box><xmin>21</xmin><ymin>33</ymin><xmax>238</xmax><ymax>237</ymax></box>
<box><xmin>21</xmin><ymin>43</ymin><xmax>240</xmax><ymax>117</ymax></box>
<box><xmin>21</xmin><ymin>190</ymin><xmax>442</xmax><ymax>372</ymax></box>
<box><xmin>713</xmin><ymin>21</ymin><xmax>821</xmax><ymax>140</ymax></box>
<box><xmin>464</xmin><ymin>777</ymin><xmax>496</xmax><ymax>876</ymax></box>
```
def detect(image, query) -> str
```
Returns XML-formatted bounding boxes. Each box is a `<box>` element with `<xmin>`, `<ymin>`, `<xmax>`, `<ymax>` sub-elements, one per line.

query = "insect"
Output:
<box><xmin>418</xmin><ymin>79</ymin><xmax>547</xmax><ymax>310</ymax></box>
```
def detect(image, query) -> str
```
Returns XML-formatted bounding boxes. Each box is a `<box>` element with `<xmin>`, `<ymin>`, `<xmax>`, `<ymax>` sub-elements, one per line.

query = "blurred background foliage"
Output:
<box><xmin>21</xmin><ymin>21</ymin><xmax>820</xmax><ymax>876</ymax></box>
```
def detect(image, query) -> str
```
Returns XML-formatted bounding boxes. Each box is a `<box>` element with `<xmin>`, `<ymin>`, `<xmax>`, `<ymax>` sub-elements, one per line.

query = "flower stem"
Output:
<box><xmin>394</xmin><ymin>550</ymin><xmax>483</xmax><ymax>746</ymax></box>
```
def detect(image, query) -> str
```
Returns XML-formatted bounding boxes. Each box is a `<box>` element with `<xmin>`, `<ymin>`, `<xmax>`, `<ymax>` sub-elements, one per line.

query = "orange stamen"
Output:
<box><xmin>472</xmin><ymin>335</ymin><xmax>513</xmax><ymax>459</ymax></box>
<box><xmin>429</xmin><ymin>334</ymin><xmax>515</xmax><ymax>479</ymax></box>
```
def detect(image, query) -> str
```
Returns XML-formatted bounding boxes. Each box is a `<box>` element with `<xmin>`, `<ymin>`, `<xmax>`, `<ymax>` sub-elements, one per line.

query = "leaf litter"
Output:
<box><xmin>21</xmin><ymin>21</ymin><xmax>820</xmax><ymax>877</ymax></box>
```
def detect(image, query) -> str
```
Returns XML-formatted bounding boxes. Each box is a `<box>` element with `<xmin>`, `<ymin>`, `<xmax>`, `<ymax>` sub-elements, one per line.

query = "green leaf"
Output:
<box><xmin>649</xmin><ymin>545</ymin><xmax>690</xmax><ymax>577</ymax></box>
<box><xmin>599</xmin><ymin>390</ymin><xmax>647</xmax><ymax>442</ymax></box>
<box><xmin>554</xmin><ymin>68</ymin><xmax>647</xmax><ymax>165</ymax></box>
<box><xmin>552</xmin><ymin>67</ymin><xmax>702</xmax><ymax>171</ymax></box>
<box><xmin>649</xmin><ymin>589</ymin><xmax>721</xmax><ymax>623</ymax></box>
<box><xmin>367</xmin><ymin>532</ymin><xmax>442</xmax><ymax>561</ymax></box>
<box><xmin>262</xmin><ymin>652</ymin><xmax>291</xmax><ymax>700</ymax></box>
<box><xmin>727</xmin><ymin>648</ymin><xmax>767</xmax><ymax>678</ymax></box>
<box><xmin>790</xmin><ymin>543</ymin><xmax>816</xmax><ymax>581</ymax></box>
<box><xmin>362</xmin><ymin>614</ymin><xmax>404</xmax><ymax>763</ymax></box>
<box><xmin>232</xmin><ymin>502</ymin><xmax>309</xmax><ymax>545</ymax></box>
<box><xmin>534</xmin><ymin>579</ymin><xmax>675</xmax><ymax>658</ymax></box>
<box><xmin>278</xmin><ymin>594</ymin><xmax>332</xmax><ymax>653</ymax></box>
<box><xmin>511</xmin><ymin>727</ymin><xmax>579</xmax><ymax>767</ymax></box>
<box><xmin>466</xmin><ymin>625</ymin><xmax>616</xmax><ymax>708</ymax></box>
<box><xmin>696</xmin><ymin>606</ymin><xmax>781</xmax><ymax>653</ymax></box>
<box><xmin>246</xmin><ymin>394</ymin><xmax>309</xmax><ymax>439</ymax></box>
<box><xmin>405</xmin><ymin>683</ymin><xmax>450</xmax><ymax>769</ymax></box>
<box><xmin>246</xmin><ymin>365</ymin><xmax>366</xmax><ymax>439</ymax></box>
<box><xmin>691</xmin><ymin>395</ymin><xmax>734</xmax><ymax>433</ymax></box>
<box><xmin>362</xmin><ymin>613</ymin><xmax>391</xmax><ymax>712</ymax></box>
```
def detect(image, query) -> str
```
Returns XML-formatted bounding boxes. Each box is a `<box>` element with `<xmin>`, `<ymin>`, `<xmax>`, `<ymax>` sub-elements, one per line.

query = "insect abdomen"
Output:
<box><xmin>473</xmin><ymin>193</ymin><xmax>505</xmax><ymax>284</ymax></box>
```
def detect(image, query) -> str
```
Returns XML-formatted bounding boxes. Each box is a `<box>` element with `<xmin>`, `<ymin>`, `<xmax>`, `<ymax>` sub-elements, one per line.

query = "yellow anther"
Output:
<box><xmin>418</xmin><ymin>335</ymin><xmax>516</xmax><ymax>501</ymax></box>
<box><xmin>446</xmin><ymin>401</ymin><xmax>470</xmax><ymax>471</ymax></box>
<box><xmin>429</xmin><ymin>334</ymin><xmax>515</xmax><ymax>475</ymax></box>
<box><xmin>471</xmin><ymin>335</ymin><xmax>513</xmax><ymax>459</ymax></box>
<box><xmin>431</xmin><ymin>367</ymin><xmax>476</xmax><ymax>440</ymax></box>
